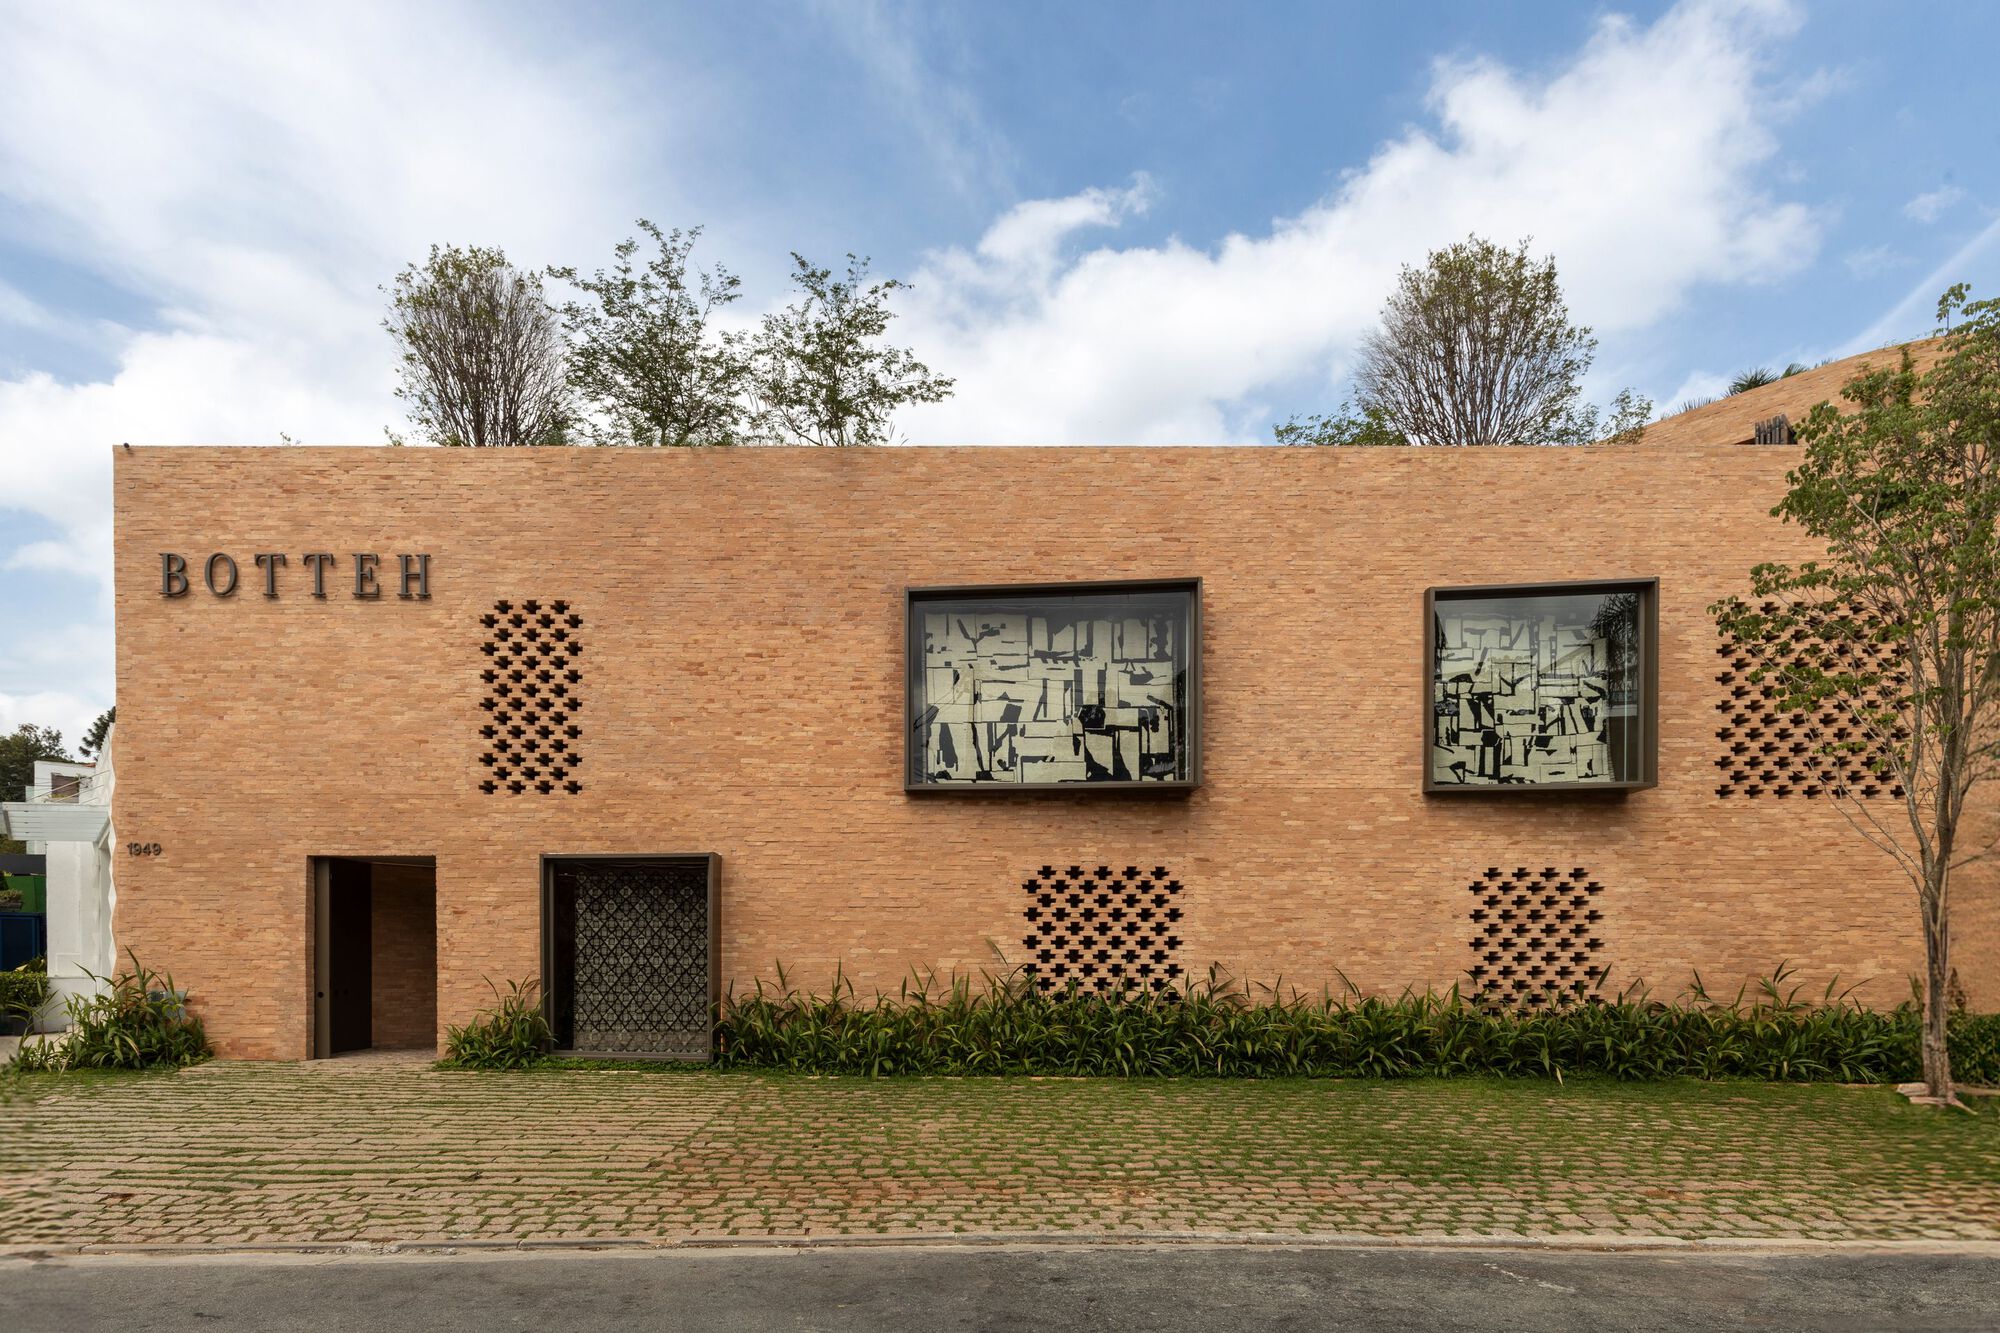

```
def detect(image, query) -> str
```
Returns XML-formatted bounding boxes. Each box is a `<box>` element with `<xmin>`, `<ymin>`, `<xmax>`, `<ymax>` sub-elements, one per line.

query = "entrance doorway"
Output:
<box><xmin>312</xmin><ymin>856</ymin><xmax>437</xmax><ymax>1058</ymax></box>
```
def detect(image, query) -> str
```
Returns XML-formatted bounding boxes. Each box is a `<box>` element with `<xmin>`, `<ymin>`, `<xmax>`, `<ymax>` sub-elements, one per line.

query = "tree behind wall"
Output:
<box><xmin>0</xmin><ymin>724</ymin><xmax>72</xmax><ymax>855</ymax></box>
<box><xmin>80</xmin><ymin>707</ymin><xmax>114</xmax><ymax>760</ymax></box>
<box><xmin>384</xmin><ymin>244</ymin><xmax>571</xmax><ymax>447</ymax></box>
<box><xmin>1278</xmin><ymin>236</ymin><xmax>1649</xmax><ymax>447</ymax></box>
<box><xmin>749</xmin><ymin>254</ymin><xmax>955</xmax><ymax>447</ymax></box>
<box><xmin>550</xmin><ymin>222</ymin><xmax>750</xmax><ymax>447</ymax></box>
<box><xmin>1712</xmin><ymin>284</ymin><xmax>2000</xmax><ymax>1105</ymax></box>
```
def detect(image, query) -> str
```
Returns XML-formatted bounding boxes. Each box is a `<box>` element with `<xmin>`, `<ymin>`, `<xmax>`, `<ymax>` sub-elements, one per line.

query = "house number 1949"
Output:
<box><xmin>126</xmin><ymin>842</ymin><xmax>163</xmax><ymax>857</ymax></box>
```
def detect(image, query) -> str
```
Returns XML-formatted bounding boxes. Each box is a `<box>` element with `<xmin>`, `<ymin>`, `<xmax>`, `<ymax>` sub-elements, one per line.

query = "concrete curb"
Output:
<box><xmin>5</xmin><ymin>1232</ymin><xmax>1999</xmax><ymax>1262</ymax></box>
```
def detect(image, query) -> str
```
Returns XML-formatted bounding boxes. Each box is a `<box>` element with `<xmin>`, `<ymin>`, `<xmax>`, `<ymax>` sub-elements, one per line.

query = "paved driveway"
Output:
<box><xmin>2</xmin><ymin>1060</ymin><xmax>1996</xmax><ymax>1248</ymax></box>
<box><xmin>4</xmin><ymin>1244</ymin><xmax>1998</xmax><ymax>1332</ymax></box>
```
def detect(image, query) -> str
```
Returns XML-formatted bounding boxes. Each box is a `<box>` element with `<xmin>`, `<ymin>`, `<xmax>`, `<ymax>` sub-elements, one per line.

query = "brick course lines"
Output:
<box><xmin>110</xmin><ymin>437</ymin><xmax>1999</xmax><ymax>1059</ymax></box>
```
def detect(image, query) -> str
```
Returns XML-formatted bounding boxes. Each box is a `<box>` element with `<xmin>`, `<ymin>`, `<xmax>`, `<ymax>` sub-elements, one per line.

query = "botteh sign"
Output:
<box><xmin>160</xmin><ymin>552</ymin><xmax>432</xmax><ymax>600</ymax></box>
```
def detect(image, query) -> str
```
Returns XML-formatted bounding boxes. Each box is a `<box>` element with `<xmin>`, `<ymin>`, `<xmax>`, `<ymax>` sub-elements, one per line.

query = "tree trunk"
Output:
<box><xmin>1919</xmin><ymin>873</ymin><xmax>1954</xmax><ymax>1100</ymax></box>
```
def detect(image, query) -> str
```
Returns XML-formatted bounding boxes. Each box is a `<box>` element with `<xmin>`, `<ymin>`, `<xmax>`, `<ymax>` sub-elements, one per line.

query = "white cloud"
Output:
<box><xmin>1842</xmin><ymin>211</ymin><xmax>2000</xmax><ymax>355</ymax></box>
<box><xmin>0</xmin><ymin>692</ymin><xmax>105</xmax><ymax>764</ymax></box>
<box><xmin>0</xmin><ymin>2</ymin><xmax>670</xmax><ymax>725</ymax></box>
<box><xmin>1903</xmin><ymin>185</ymin><xmax>1964</xmax><ymax>224</ymax></box>
<box><xmin>0</xmin><ymin>279</ymin><xmax>47</xmax><ymax>329</ymax></box>
<box><xmin>0</xmin><ymin>0</ymin><xmax>1828</xmax><ymax>728</ymax></box>
<box><xmin>1660</xmin><ymin>369</ymin><xmax>1733</xmax><ymax>412</ymax></box>
<box><xmin>809</xmin><ymin>0</ymin><xmax>1014</xmax><ymax>205</ymax></box>
<box><xmin>2</xmin><ymin>540</ymin><xmax>77</xmax><ymax>573</ymax></box>
<box><xmin>897</xmin><ymin>0</ymin><xmax>1820</xmax><ymax>444</ymax></box>
<box><xmin>1844</xmin><ymin>244</ymin><xmax>1912</xmax><ymax>279</ymax></box>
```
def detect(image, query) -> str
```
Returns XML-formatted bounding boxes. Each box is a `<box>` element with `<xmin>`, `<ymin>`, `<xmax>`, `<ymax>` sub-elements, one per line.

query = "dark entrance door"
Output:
<box><xmin>327</xmin><ymin>859</ymin><xmax>372</xmax><ymax>1053</ymax></box>
<box><xmin>545</xmin><ymin>856</ymin><xmax>719</xmax><ymax>1059</ymax></box>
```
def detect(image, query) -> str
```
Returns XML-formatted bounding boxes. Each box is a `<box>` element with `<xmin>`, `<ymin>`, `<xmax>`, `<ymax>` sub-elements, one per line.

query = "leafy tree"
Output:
<box><xmin>748</xmin><ymin>254</ymin><xmax>954</xmax><ymax>447</ymax></box>
<box><xmin>1711</xmin><ymin>285</ymin><xmax>2000</xmax><ymax>1105</ymax></box>
<box><xmin>1561</xmin><ymin>387</ymin><xmax>1651</xmax><ymax>448</ymax></box>
<box><xmin>1273</xmin><ymin>403</ymin><xmax>1406</xmax><ymax>447</ymax></box>
<box><xmin>1338</xmin><ymin>235</ymin><xmax>1649</xmax><ymax>446</ymax></box>
<box><xmin>550</xmin><ymin>222</ymin><xmax>750</xmax><ymax>447</ymax></box>
<box><xmin>384</xmin><ymin>244</ymin><xmax>571</xmax><ymax>447</ymax></box>
<box><xmin>80</xmin><ymin>706</ymin><xmax>114</xmax><ymax>759</ymax></box>
<box><xmin>0</xmin><ymin>724</ymin><xmax>72</xmax><ymax>854</ymax></box>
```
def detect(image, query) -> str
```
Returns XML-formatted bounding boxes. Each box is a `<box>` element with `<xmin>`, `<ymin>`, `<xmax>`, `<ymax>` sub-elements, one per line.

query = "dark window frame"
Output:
<box><xmin>904</xmin><ymin>577</ymin><xmax>1203</xmax><ymax>796</ymax></box>
<box><xmin>538</xmin><ymin>852</ymin><xmax>721</xmax><ymax>1061</ymax></box>
<box><xmin>1422</xmin><ymin>577</ymin><xmax>1660</xmax><ymax>795</ymax></box>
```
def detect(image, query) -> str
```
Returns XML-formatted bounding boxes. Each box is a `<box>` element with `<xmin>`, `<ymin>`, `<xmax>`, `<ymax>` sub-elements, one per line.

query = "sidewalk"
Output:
<box><xmin>3</xmin><ymin>1063</ymin><xmax>1995</xmax><ymax>1249</ymax></box>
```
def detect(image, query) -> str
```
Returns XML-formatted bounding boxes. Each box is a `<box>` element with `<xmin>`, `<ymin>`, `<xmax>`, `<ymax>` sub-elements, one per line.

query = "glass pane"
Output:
<box><xmin>1431</xmin><ymin>587</ymin><xmax>1644</xmax><ymax>786</ymax></box>
<box><xmin>910</xmin><ymin>586</ymin><xmax>1193</xmax><ymax>786</ymax></box>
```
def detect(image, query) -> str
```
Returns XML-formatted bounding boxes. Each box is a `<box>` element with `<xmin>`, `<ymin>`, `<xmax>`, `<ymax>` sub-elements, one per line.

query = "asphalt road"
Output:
<box><xmin>2</xmin><ymin>1243</ymin><xmax>1996</xmax><ymax>1332</ymax></box>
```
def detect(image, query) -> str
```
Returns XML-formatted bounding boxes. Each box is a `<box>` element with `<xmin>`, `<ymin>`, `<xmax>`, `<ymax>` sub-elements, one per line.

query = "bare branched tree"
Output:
<box><xmin>1349</xmin><ymin>235</ymin><xmax>1648</xmax><ymax>447</ymax></box>
<box><xmin>748</xmin><ymin>254</ymin><xmax>954</xmax><ymax>447</ymax></box>
<box><xmin>384</xmin><ymin>244</ymin><xmax>570</xmax><ymax>447</ymax></box>
<box><xmin>1712</xmin><ymin>285</ymin><xmax>2000</xmax><ymax>1106</ymax></box>
<box><xmin>550</xmin><ymin>222</ymin><xmax>749</xmax><ymax>447</ymax></box>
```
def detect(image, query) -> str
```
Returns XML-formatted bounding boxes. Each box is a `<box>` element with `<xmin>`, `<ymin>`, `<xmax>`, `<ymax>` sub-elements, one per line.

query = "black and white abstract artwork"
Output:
<box><xmin>1431</xmin><ymin>591</ymin><xmax>1640</xmax><ymax>787</ymax></box>
<box><xmin>911</xmin><ymin>591</ymin><xmax>1192</xmax><ymax>786</ymax></box>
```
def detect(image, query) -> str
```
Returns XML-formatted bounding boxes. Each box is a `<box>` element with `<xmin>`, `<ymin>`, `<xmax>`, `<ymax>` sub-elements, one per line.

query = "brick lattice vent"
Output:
<box><xmin>477</xmin><ymin>599</ymin><xmax>585</xmax><ymax>795</ymax></box>
<box><xmin>1713</xmin><ymin>601</ymin><xmax>1907</xmax><ymax>800</ymax></box>
<box><xmin>1465</xmin><ymin>867</ymin><xmax>1604</xmax><ymax>1011</ymax></box>
<box><xmin>1022</xmin><ymin>865</ymin><xmax>1185</xmax><ymax>994</ymax></box>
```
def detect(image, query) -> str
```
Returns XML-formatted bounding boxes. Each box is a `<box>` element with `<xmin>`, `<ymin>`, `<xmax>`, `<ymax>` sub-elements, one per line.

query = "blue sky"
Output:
<box><xmin>2</xmin><ymin>0</ymin><xmax>1998</xmax><ymax>748</ymax></box>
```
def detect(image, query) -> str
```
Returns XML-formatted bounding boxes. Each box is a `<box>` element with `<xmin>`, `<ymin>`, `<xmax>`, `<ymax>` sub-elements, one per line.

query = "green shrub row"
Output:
<box><xmin>712</xmin><ymin>967</ymin><xmax>2000</xmax><ymax>1084</ymax></box>
<box><xmin>11</xmin><ymin>954</ymin><xmax>210</xmax><ymax>1072</ymax></box>
<box><xmin>0</xmin><ymin>957</ymin><xmax>52</xmax><ymax>1031</ymax></box>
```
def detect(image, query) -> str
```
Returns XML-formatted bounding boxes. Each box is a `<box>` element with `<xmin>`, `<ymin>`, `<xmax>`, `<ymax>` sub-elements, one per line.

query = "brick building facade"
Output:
<box><xmin>111</xmin><ymin>396</ymin><xmax>1999</xmax><ymax>1058</ymax></box>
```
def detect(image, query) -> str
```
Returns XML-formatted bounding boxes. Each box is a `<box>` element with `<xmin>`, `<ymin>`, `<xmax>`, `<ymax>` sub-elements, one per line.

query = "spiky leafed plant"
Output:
<box><xmin>442</xmin><ymin>978</ymin><xmax>552</xmax><ymax>1069</ymax></box>
<box><xmin>1730</xmin><ymin>366</ymin><xmax>1779</xmax><ymax>394</ymax></box>
<box><xmin>714</xmin><ymin>963</ymin><xmax>2000</xmax><ymax>1085</ymax></box>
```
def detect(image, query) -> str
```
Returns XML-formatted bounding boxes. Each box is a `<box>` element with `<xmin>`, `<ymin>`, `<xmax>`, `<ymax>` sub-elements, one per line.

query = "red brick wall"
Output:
<box><xmin>368</xmin><ymin>863</ymin><xmax>436</xmax><ymax>1049</ymax></box>
<box><xmin>109</xmin><ymin>442</ymin><xmax>1999</xmax><ymax>1058</ymax></box>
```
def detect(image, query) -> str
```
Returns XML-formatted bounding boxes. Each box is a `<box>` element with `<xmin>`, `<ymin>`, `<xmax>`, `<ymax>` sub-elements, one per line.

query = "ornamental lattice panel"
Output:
<box><xmin>1021</xmin><ymin>865</ymin><xmax>1185</xmax><ymax>994</ymax></box>
<box><xmin>555</xmin><ymin>859</ymin><xmax>712</xmax><ymax>1057</ymax></box>
<box><xmin>477</xmin><ymin>598</ymin><xmax>584</xmax><ymax>795</ymax></box>
<box><xmin>1712</xmin><ymin>600</ymin><xmax>1906</xmax><ymax>800</ymax></box>
<box><xmin>1464</xmin><ymin>867</ymin><xmax>1605</xmax><ymax>1011</ymax></box>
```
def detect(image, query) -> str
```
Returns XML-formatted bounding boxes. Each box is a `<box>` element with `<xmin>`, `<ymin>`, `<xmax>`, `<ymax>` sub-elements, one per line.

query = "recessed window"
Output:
<box><xmin>905</xmin><ymin>579</ymin><xmax>1200</xmax><ymax>792</ymax></box>
<box><xmin>1425</xmin><ymin>579</ymin><xmax>1657</xmax><ymax>792</ymax></box>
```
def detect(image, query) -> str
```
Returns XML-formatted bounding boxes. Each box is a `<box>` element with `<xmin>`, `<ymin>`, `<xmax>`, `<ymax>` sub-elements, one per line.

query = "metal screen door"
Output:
<box><xmin>545</xmin><ymin>855</ymin><xmax>718</xmax><ymax>1059</ymax></box>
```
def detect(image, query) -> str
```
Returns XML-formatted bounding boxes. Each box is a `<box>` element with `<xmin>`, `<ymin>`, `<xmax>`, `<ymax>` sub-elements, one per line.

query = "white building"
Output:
<box><xmin>1</xmin><ymin>733</ymin><xmax>118</xmax><ymax>1024</ymax></box>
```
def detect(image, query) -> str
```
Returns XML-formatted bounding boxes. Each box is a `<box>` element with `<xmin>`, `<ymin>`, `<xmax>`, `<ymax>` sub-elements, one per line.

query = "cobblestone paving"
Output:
<box><xmin>2</xmin><ymin>1062</ymin><xmax>1996</xmax><ymax>1247</ymax></box>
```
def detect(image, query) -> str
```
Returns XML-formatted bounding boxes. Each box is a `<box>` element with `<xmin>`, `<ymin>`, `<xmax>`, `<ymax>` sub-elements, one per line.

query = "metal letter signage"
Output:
<box><xmin>303</xmin><ymin>552</ymin><xmax>336</xmax><ymax>598</ymax></box>
<box><xmin>397</xmin><ymin>553</ymin><xmax>430</xmax><ymax>600</ymax></box>
<box><xmin>254</xmin><ymin>553</ymin><xmax>288</xmax><ymax>598</ymax></box>
<box><xmin>204</xmin><ymin>553</ymin><xmax>238</xmax><ymax>597</ymax></box>
<box><xmin>155</xmin><ymin>552</ymin><xmax>433</xmax><ymax>601</ymax></box>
